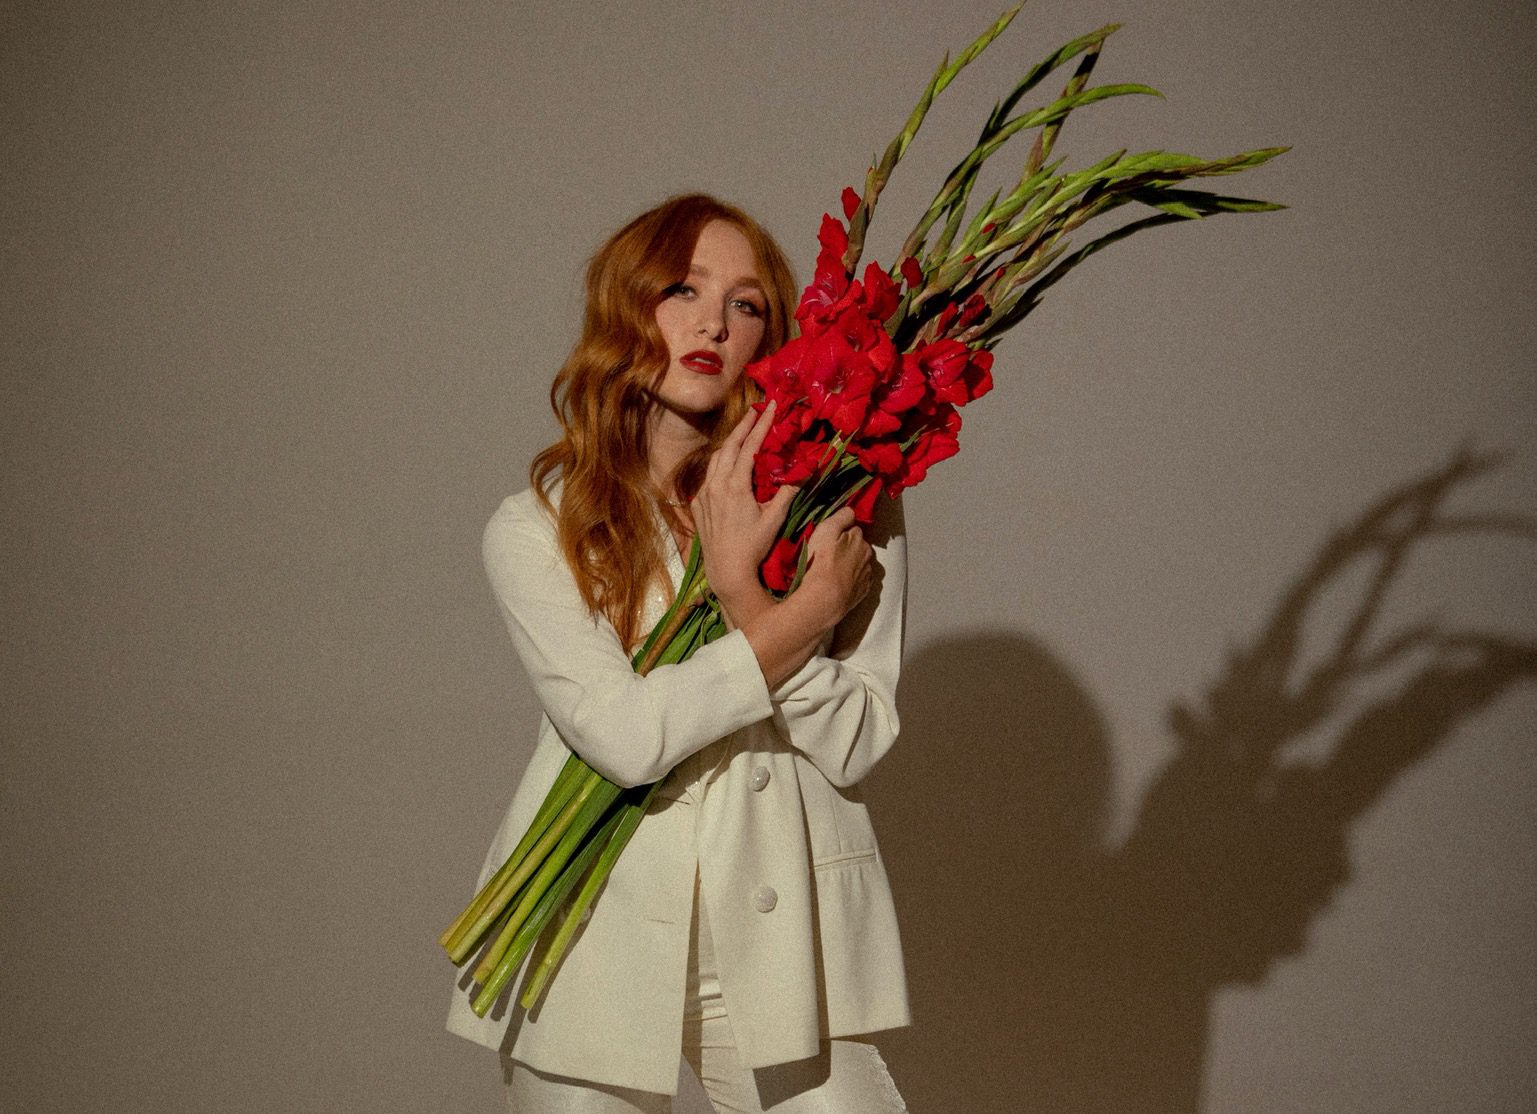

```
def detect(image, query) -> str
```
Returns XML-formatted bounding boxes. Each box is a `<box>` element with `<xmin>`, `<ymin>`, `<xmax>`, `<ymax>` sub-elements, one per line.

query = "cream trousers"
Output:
<box><xmin>501</xmin><ymin>868</ymin><xmax>907</xmax><ymax>1113</ymax></box>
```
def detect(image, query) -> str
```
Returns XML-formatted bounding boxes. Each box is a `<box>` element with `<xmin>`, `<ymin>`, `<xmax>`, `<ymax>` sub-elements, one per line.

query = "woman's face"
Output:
<box><xmin>650</xmin><ymin>219</ymin><xmax>768</xmax><ymax>418</ymax></box>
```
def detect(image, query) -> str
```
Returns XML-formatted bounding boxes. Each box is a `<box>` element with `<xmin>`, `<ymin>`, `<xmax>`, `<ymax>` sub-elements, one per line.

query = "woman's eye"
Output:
<box><xmin>733</xmin><ymin>299</ymin><xmax>764</xmax><ymax>316</ymax></box>
<box><xmin>666</xmin><ymin>283</ymin><xmax>695</xmax><ymax>298</ymax></box>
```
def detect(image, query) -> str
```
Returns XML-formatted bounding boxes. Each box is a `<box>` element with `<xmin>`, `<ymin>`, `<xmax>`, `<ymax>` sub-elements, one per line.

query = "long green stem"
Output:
<box><xmin>633</xmin><ymin>536</ymin><xmax>706</xmax><ymax>672</ymax></box>
<box><xmin>457</xmin><ymin>769</ymin><xmax>608</xmax><ymax>968</ymax></box>
<box><xmin>518</xmin><ymin>783</ymin><xmax>662</xmax><ymax>1010</ymax></box>
<box><xmin>470</xmin><ymin>774</ymin><xmax>621</xmax><ymax>982</ymax></box>
<box><xmin>470</xmin><ymin>803</ymin><xmax>629</xmax><ymax>1017</ymax></box>
<box><xmin>439</xmin><ymin>750</ymin><xmax>587</xmax><ymax>953</ymax></box>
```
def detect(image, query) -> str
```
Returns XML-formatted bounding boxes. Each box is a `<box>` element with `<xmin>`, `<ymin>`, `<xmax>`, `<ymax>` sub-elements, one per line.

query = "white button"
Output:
<box><xmin>749</xmin><ymin>766</ymin><xmax>770</xmax><ymax>792</ymax></box>
<box><xmin>752</xmin><ymin>885</ymin><xmax>778</xmax><ymax>913</ymax></box>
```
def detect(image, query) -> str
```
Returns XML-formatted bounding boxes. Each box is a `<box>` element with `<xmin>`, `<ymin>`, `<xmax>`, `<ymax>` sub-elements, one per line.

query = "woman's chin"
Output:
<box><xmin>647</xmin><ymin>387</ymin><xmax>731</xmax><ymax>425</ymax></box>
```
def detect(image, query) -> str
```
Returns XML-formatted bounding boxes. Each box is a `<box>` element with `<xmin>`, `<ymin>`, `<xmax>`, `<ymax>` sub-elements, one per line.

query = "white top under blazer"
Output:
<box><xmin>444</xmin><ymin>481</ymin><xmax>911</xmax><ymax>1096</ymax></box>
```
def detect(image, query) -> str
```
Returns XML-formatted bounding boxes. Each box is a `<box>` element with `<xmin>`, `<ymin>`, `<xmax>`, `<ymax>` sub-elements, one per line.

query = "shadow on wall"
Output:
<box><xmin>865</xmin><ymin>448</ymin><xmax>1537</xmax><ymax>1114</ymax></box>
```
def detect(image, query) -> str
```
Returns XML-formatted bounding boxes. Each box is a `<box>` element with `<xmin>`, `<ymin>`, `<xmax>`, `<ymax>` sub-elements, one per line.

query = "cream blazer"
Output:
<box><xmin>444</xmin><ymin>483</ymin><xmax>911</xmax><ymax>1096</ymax></box>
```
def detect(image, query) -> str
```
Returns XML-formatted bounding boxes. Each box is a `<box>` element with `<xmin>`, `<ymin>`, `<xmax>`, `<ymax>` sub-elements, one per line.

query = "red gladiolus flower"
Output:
<box><xmin>890</xmin><ymin>406</ymin><xmax>963</xmax><ymax>494</ymax></box>
<box><xmin>858</xmin><ymin>261</ymin><xmax>902</xmax><ymax>323</ymax></box>
<box><xmin>796</xmin><ymin>213</ymin><xmax>853</xmax><ymax>328</ymax></box>
<box><xmin>851</xmin><ymin>438</ymin><xmax>906</xmax><ymax>478</ymax></box>
<box><xmin>753</xmin><ymin>432</ymin><xmax>834</xmax><ymax>502</ymax></box>
<box><xmin>932</xmin><ymin>299</ymin><xmax>960</xmax><ymax>337</ymax></box>
<box><xmin>873</xmin><ymin>355</ymin><xmax>929</xmax><ymax>417</ymax></box>
<box><xmin>801</xmin><ymin>337</ymin><xmax>880</xmax><ymax>436</ymax></box>
<box><xmin>912</xmin><ymin>339</ymin><xmax>994</xmax><ymax>406</ymax></box>
<box><xmin>748</xmin><ymin>205</ymin><xmax>995</xmax><ymax>525</ymax></box>
<box><xmin>961</xmin><ymin>348</ymin><xmax>994</xmax><ymax>403</ymax></box>
<box><xmin>862</xmin><ymin>407</ymin><xmax>903</xmax><ymax>437</ymax></box>
<box><xmin>954</xmin><ymin>291</ymin><xmax>989</xmax><ymax>331</ymax></box>
<box><xmin>760</xmin><ymin>524</ymin><xmax>814</xmax><ymax>592</ymax></box>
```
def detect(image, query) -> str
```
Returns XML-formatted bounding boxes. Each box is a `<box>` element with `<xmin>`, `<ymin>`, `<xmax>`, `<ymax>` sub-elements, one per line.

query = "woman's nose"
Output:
<box><xmin>695</xmin><ymin>304</ymin><xmax>726</xmax><ymax>340</ymax></box>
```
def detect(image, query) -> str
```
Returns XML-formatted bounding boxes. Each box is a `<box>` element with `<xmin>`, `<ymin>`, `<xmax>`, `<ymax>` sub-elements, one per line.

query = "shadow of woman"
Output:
<box><xmin>864</xmin><ymin>448</ymin><xmax>1536</xmax><ymax>1112</ymax></box>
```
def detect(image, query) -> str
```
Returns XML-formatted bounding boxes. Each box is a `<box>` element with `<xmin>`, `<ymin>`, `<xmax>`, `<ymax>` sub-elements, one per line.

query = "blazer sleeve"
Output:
<box><xmin>767</xmin><ymin>492</ymin><xmax>907</xmax><ymax>788</ymax></box>
<box><xmin>482</xmin><ymin>492</ymin><xmax>776</xmax><ymax>788</ymax></box>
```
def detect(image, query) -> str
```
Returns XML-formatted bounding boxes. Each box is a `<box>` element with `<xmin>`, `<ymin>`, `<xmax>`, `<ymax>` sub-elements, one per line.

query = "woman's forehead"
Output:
<box><xmin>689</xmin><ymin>221</ymin><xmax>761</xmax><ymax>282</ymax></box>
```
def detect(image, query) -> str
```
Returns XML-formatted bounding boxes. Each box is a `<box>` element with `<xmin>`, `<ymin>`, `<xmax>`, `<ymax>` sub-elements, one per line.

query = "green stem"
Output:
<box><xmin>632</xmin><ymin>536</ymin><xmax>706</xmax><ymax>672</ymax></box>
<box><xmin>439</xmin><ymin>750</ymin><xmax>587</xmax><ymax>955</ymax></box>
<box><xmin>518</xmin><ymin>783</ymin><xmax>662</xmax><ymax>1010</ymax></box>
<box><xmin>470</xmin><ymin>802</ymin><xmax>629</xmax><ymax>1017</ymax></box>
<box><xmin>461</xmin><ymin>770</ymin><xmax>612</xmax><ymax>971</ymax></box>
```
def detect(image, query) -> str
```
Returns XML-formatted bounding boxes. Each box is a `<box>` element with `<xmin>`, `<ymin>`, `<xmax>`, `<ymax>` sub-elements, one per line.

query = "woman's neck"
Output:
<box><xmin>645</xmin><ymin>404</ymin><xmax>711</xmax><ymax>497</ymax></box>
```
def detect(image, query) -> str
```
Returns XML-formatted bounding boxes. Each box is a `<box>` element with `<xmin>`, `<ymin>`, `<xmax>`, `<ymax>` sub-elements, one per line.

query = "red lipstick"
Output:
<box><xmin>681</xmin><ymin>349</ymin><xmax>723</xmax><ymax>375</ymax></box>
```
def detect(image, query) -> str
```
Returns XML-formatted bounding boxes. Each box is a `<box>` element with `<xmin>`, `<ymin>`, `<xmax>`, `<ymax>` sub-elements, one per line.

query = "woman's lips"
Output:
<box><xmin>681</xmin><ymin>350</ymin><xmax>723</xmax><ymax>375</ymax></box>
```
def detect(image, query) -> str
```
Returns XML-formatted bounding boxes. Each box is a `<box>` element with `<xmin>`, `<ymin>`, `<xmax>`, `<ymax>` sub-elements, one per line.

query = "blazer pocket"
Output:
<box><xmin>812</xmin><ymin>847</ymin><xmax>878</xmax><ymax>870</ymax></box>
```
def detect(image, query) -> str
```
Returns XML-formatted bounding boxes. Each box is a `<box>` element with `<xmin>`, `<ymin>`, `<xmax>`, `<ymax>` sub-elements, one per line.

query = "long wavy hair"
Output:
<box><xmin>530</xmin><ymin>194</ymin><xmax>798</xmax><ymax>649</ymax></box>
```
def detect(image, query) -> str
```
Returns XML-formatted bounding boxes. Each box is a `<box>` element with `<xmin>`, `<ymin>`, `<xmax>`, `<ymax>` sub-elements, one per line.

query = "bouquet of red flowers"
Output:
<box><xmin>441</xmin><ymin>4</ymin><xmax>1286</xmax><ymax>1014</ymax></box>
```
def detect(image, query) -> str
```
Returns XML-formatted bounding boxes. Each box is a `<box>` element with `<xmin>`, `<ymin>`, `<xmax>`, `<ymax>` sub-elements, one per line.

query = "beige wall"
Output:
<box><xmin>3</xmin><ymin>1</ymin><xmax>1532</xmax><ymax>1111</ymax></box>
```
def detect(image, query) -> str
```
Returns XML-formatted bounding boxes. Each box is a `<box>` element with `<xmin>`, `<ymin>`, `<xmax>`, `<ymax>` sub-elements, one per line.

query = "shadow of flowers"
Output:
<box><xmin>866</xmin><ymin>448</ymin><xmax>1536</xmax><ymax>1112</ymax></box>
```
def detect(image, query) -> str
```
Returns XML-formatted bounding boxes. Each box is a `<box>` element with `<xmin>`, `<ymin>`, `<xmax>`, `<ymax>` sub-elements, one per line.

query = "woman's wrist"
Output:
<box><xmin>738</xmin><ymin>585</ymin><xmax>838</xmax><ymax>690</ymax></box>
<box><xmin>706</xmin><ymin>564</ymin><xmax>761</xmax><ymax>606</ymax></box>
<box><xmin>712</xmin><ymin>576</ymin><xmax>774</xmax><ymax>630</ymax></box>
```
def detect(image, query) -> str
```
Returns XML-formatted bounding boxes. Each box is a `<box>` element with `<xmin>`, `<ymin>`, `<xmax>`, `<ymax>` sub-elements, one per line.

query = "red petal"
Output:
<box><xmin>863</xmin><ymin>408</ymin><xmax>902</xmax><ymax>436</ymax></box>
<box><xmin>817</xmin><ymin>211</ymin><xmax>849</xmax><ymax>257</ymax></box>
<box><xmin>848</xmin><ymin>478</ymin><xmax>883</xmax><ymax>524</ymax></box>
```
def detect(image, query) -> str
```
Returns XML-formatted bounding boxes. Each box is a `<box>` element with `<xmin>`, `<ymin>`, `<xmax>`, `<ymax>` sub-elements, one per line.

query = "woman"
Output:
<box><xmin>446</xmin><ymin>194</ymin><xmax>910</xmax><ymax>1112</ymax></box>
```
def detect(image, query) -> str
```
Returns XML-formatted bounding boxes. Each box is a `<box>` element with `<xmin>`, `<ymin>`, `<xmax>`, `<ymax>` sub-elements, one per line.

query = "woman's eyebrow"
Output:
<box><xmin>687</xmin><ymin>263</ymin><xmax>765</xmax><ymax>291</ymax></box>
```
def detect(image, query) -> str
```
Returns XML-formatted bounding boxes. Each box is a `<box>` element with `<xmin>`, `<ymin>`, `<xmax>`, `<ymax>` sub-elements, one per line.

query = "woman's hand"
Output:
<box><xmin>691</xmin><ymin>403</ymin><xmax>875</xmax><ymax>689</ymax></box>
<box><xmin>795</xmin><ymin>506</ymin><xmax>875</xmax><ymax>629</ymax></box>
<box><xmin>734</xmin><ymin>504</ymin><xmax>876</xmax><ymax>690</ymax></box>
<box><xmin>691</xmin><ymin>400</ymin><xmax>797</xmax><ymax>610</ymax></box>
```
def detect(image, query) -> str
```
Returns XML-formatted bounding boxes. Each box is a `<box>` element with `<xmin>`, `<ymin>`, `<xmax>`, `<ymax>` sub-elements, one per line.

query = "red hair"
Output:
<box><xmin>531</xmin><ymin>194</ymin><xmax>798</xmax><ymax>649</ymax></box>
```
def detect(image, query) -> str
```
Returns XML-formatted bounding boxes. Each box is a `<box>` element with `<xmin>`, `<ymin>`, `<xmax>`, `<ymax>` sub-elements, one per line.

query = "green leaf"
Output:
<box><xmin>1130</xmin><ymin>186</ymin><xmax>1288</xmax><ymax>216</ymax></box>
<box><xmin>845</xmin><ymin>3</ymin><xmax>1025</xmax><ymax>271</ymax></box>
<box><xmin>984</xmin><ymin>23</ymin><xmax>1122</xmax><ymax>139</ymax></box>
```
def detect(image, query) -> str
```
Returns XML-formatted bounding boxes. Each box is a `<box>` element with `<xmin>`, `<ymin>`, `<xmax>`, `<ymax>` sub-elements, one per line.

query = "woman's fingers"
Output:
<box><xmin>795</xmin><ymin>506</ymin><xmax>874</xmax><ymax>626</ymax></box>
<box><xmin>724</xmin><ymin>401</ymin><xmax>760</xmax><ymax>447</ymax></box>
<box><xmin>852</xmin><ymin>564</ymin><xmax>874</xmax><ymax>607</ymax></box>
<box><xmin>765</xmin><ymin>482</ymin><xmax>797</xmax><ymax>528</ymax></box>
<box><xmin>702</xmin><ymin>403</ymin><xmax>780</xmax><ymax>513</ymax></box>
<box><xmin>711</xmin><ymin>402</ymin><xmax>761</xmax><ymax>479</ymax></box>
<box><xmin>704</xmin><ymin>415</ymin><xmax>746</xmax><ymax>486</ymax></box>
<box><xmin>735</xmin><ymin>400</ymin><xmax>776</xmax><ymax>479</ymax></box>
<box><xmin>820</xmin><ymin>506</ymin><xmax>857</xmax><ymax>536</ymax></box>
<box><xmin>804</xmin><ymin>506</ymin><xmax>859</xmax><ymax>562</ymax></box>
<box><xmin>716</xmin><ymin>401</ymin><xmax>775</xmax><ymax>490</ymax></box>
